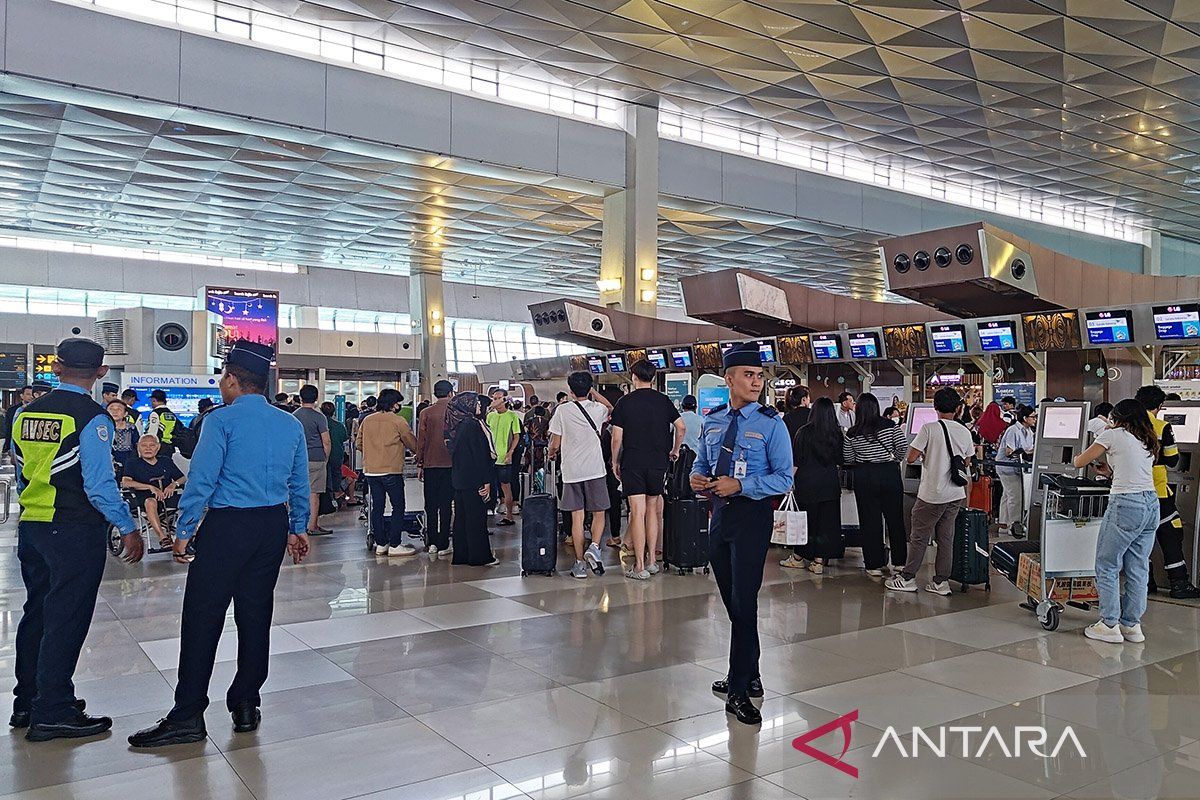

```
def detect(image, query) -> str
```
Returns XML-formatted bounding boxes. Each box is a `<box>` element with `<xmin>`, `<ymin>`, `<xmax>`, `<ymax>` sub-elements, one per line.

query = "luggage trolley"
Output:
<box><xmin>1019</xmin><ymin>475</ymin><xmax>1109</xmax><ymax>631</ymax></box>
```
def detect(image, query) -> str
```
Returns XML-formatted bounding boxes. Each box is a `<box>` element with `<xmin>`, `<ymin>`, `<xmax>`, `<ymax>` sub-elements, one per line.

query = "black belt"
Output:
<box><xmin>208</xmin><ymin>504</ymin><xmax>287</xmax><ymax>513</ymax></box>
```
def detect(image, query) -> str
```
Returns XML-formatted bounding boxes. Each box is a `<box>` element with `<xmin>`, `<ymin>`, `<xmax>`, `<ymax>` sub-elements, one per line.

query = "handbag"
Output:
<box><xmin>771</xmin><ymin>491</ymin><xmax>808</xmax><ymax>546</ymax></box>
<box><xmin>940</xmin><ymin>421</ymin><xmax>970</xmax><ymax>487</ymax></box>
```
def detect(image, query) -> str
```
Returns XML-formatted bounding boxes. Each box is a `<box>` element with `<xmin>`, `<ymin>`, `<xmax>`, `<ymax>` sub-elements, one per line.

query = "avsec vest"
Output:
<box><xmin>12</xmin><ymin>390</ymin><xmax>107</xmax><ymax>525</ymax></box>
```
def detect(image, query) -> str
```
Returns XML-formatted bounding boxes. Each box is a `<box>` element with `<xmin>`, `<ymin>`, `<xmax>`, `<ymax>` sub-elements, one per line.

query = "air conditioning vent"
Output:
<box><xmin>94</xmin><ymin>319</ymin><xmax>126</xmax><ymax>355</ymax></box>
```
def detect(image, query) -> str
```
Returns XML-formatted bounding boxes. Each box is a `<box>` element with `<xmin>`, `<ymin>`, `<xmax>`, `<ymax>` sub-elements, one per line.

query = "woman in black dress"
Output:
<box><xmin>446</xmin><ymin>392</ymin><xmax>500</xmax><ymax>567</ymax></box>
<box><xmin>779</xmin><ymin>397</ymin><xmax>843</xmax><ymax>574</ymax></box>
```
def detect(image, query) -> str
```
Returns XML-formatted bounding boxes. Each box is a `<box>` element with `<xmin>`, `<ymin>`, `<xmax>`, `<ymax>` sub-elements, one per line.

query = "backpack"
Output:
<box><xmin>172</xmin><ymin>422</ymin><xmax>199</xmax><ymax>459</ymax></box>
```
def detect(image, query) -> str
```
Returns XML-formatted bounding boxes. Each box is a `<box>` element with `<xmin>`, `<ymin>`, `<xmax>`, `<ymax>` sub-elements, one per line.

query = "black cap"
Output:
<box><xmin>225</xmin><ymin>339</ymin><xmax>273</xmax><ymax>380</ymax></box>
<box><xmin>433</xmin><ymin>379</ymin><xmax>454</xmax><ymax>398</ymax></box>
<box><xmin>723</xmin><ymin>342</ymin><xmax>761</xmax><ymax>371</ymax></box>
<box><xmin>56</xmin><ymin>337</ymin><xmax>105</xmax><ymax>370</ymax></box>
<box><xmin>102</xmin><ymin>382</ymin><xmax>119</xmax><ymax>395</ymax></box>
<box><xmin>30</xmin><ymin>380</ymin><xmax>53</xmax><ymax>392</ymax></box>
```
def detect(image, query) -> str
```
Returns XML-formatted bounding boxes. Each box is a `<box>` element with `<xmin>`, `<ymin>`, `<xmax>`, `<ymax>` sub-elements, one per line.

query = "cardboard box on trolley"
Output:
<box><xmin>1016</xmin><ymin>553</ymin><xmax>1099</xmax><ymax>603</ymax></box>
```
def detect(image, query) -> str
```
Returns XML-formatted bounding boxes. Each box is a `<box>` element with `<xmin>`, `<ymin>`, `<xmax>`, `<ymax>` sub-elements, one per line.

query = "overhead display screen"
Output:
<box><xmin>1085</xmin><ymin>309</ymin><xmax>1134</xmax><ymax>345</ymax></box>
<box><xmin>586</xmin><ymin>355</ymin><xmax>605</xmax><ymax>375</ymax></box>
<box><xmin>811</xmin><ymin>334</ymin><xmax>842</xmax><ymax>361</ymax></box>
<box><xmin>0</xmin><ymin>347</ymin><xmax>28</xmax><ymax>390</ymax></box>
<box><xmin>669</xmin><ymin>346</ymin><xmax>694</xmax><ymax>369</ymax></box>
<box><xmin>1153</xmin><ymin>304</ymin><xmax>1200</xmax><ymax>340</ymax></box>
<box><xmin>848</xmin><ymin>332</ymin><xmax>880</xmax><ymax>359</ymax></box>
<box><xmin>606</xmin><ymin>353</ymin><xmax>627</xmax><ymax>373</ymax></box>
<box><xmin>930</xmin><ymin>323</ymin><xmax>967</xmax><ymax>355</ymax></box>
<box><xmin>646</xmin><ymin>348</ymin><xmax>668</xmax><ymax>370</ymax></box>
<box><xmin>978</xmin><ymin>320</ymin><xmax>1018</xmax><ymax>352</ymax></box>
<box><xmin>720</xmin><ymin>339</ymin><xmax>777</xmax><ymax>364</ymax></box>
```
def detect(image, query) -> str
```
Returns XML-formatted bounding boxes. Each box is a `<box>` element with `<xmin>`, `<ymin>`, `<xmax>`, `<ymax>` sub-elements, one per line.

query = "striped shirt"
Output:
<box><xmin>842</xmin><ymin>423</ymin><xmax>907</xmax><ymax>464</ymax></box>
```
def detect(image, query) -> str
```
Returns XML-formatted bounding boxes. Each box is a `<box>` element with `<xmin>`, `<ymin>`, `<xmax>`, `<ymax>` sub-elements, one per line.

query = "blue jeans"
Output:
<box><xmin>1095</xmin><ymin>491</ymin><xmax>1159</xmax><ymax>627</ymax></box>
<box><xmin>366</xmin><ymin>474</ymin><xmax>406</xmax><ymax>547</ymax></box>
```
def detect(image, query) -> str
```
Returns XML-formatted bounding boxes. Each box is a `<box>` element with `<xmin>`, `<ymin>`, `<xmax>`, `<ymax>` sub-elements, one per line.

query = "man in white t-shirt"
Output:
<box><xmin>887</xmin><ymin>387</ymin><xmax>975</xmax><ymax>595</ymax></box>
<box><xmin>547</xmin><ymin>371</ymin><xmax>613</xmax><ymax>579</ymax></box>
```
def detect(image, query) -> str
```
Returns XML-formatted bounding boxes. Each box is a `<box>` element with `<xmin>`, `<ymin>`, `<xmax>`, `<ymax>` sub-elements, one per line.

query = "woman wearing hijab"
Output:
<box><xmin>446</xmin><ymin>392</ymin><xmax>500</xmax><ymax>567</ymax></box>
<box><xmin>976</xmin><ymin>401</ymin><xmax>1008</xmax><ymax>445</ymax></box>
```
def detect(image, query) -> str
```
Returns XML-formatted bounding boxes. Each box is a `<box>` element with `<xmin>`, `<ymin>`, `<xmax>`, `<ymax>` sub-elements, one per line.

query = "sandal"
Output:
<box><xmin>158</xmin><ymin>537</ymin><xmax>173</xmax><ymax>550</ymax></box>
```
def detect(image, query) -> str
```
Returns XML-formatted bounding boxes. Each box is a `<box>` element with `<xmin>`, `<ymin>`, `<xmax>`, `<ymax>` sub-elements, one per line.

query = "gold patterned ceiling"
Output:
<box><xmin>0</xmin><ymin>90</ymin><xmax>886</xmax><ymax>304</ymax></box>
<box><xmin>257</xmin><ymin>0</ymin><xmax>1200</xmax><ymax>237</ymax></box>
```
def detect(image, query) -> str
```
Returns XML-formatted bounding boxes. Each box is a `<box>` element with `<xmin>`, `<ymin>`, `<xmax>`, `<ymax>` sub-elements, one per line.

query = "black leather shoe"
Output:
<box><xmin>25</xmin><ymin>709</ymin><xmax>111</xmax><ymax>742</ymax></box>
<box><xmin>128</xmin><ymin>716</ymin><xmax>207</xmax><ymax>748</ymax></box>
<box><xmin>725</xmin><ymin>694</ymin><xmax>763</xmax><ymax>726</ymax></box>
<box><xmin>711</xmin><ymin>677</ymin><xmax>764</xmax><ymax>698</ymax></box>
<box><xmin>10</xmin><ymin>698</ymin><xmax>86</xmax><ymax>729</ymax></box>
<box><xmin>231</xmin><ymin>703</ymin><xmax>261</xmax><ymax>733</ymax></box>
<box><xmin>1170</xmin><ymin>581</ymin><xmax>1200</xmax><ymax>600</ymax></box>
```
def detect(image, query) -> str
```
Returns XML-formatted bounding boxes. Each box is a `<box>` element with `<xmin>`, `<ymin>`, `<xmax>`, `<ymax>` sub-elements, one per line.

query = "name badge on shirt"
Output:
<box><xmin>744</xmin><ymin>431</ymin><xmax>764</xmax><ymax>440</ymax></box>
<box><xmin>733</xmin><ymin>458</ymin><xmax>748</xmax><ymax>479</ymax></box>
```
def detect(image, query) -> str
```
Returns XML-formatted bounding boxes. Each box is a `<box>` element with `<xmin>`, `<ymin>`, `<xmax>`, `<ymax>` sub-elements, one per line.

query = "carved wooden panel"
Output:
<box><xmin>882</xmin><ymin>325</ymin><xmax>929</xmax><ymax>359</ymax></box>
<box><xmin>694</xmin><ymin>342</ymin><xmax>722</xmax><ymax>372</ymax></box>
<box><xmin>625</xmin><ymin>348</ymin><xmax>647</xmax><ymax>367</ymax></box>
<box><xmin>1022</xmin><ymin>311</ymin><xmax>1081</xmax><ymax>351</ymax></box>
<box><xmin>777</xmin><ymin>334</ymin><xmax>813</xmax><ymax>366</ymax></box>
<box><xmin>569</xmin><ymin>355</ymin><xmax>588</xmax><ymax>372</ymax></box>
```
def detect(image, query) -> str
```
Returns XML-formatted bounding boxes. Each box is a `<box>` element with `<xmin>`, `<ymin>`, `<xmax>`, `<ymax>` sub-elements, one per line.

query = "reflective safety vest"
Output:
<box><xmin>11</xmin><ymin>390</ymin><xmax>107</xmax><ymax>525</ymax></box>
<box><xmin>150</xmin><ymin>407</ymin><xmax>178</xmax><ymax>445</ymax></box>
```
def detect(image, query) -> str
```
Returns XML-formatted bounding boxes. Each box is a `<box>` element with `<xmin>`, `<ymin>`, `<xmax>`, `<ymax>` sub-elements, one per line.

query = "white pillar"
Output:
<box><xmin>409</xmin><ymin>257</ymin><xmax>448</xmax><ymax>397</ymax></box>
<box><xmin>599</xmin><ymin>104</ymin><xmax>659</xmax><ymax>315</ymax></box>
<box><xmin>295</xmin><ymin>306</ymin><xmax>319</xmax><ymax>329</ymax></box>
<box><xmin>1143</xmin><ymin>229</ymin><xmax>1162</xmax><ymax>276</ymax></box>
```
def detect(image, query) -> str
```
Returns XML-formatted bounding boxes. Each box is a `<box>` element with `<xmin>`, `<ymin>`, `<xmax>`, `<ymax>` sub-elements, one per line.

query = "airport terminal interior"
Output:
<box><xmin>5</xmin><ymin>0</ymin><xmax>1200</xmax><ymax>798</ymax></box>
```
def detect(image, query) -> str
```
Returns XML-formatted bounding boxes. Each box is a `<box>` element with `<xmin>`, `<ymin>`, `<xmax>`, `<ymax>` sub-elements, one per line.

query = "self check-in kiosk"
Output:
<box><xmin>1158</xmin><ymin>401</ymin><xmax>1200</xmax><ymax>588</ymax></box>
<box><xmin>1027</xmin><ymin>401</ymin><xmax>1091</xmax><ymax>540</ymax></box>
<box><xmin>902</xmin><ymin>402</ymin><xmax>936</xmax><ymax>494</ymax></box>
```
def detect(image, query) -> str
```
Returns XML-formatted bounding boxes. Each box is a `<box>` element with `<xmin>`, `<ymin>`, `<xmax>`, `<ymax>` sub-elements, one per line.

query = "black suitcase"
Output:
<box><xmin>990</xmin><ymin>540</ymin><xmax>1039</xmax><ymax>585</ymax></box>
<box><xmin>663</xmin><ymin>497</ymin><xmax>710</xmax><ymax>574</ymax></box>
<box><xmin>951</xmin><ymin>508</ymin><xmax>991</xmax><ymax>591</ymax></box>
<box><xmin>665</xmin><ymin>446</ymin><xmax>696</xmax><ymax>500</ymax></box>
<box><xmin>521</xmin><ymin>492</ymin><xmax>558</xmax><ymax>576</ymax></box>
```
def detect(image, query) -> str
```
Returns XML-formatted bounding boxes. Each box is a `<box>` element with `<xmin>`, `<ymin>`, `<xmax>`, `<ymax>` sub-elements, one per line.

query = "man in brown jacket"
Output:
<box><xmin>356</xmin><ymin>389</ymin><xmax>419</xmax><ymax>557</ymax></box>
<box><xmin>416</xmin><ymin>380</ymin><xmax>455</xmax><ymax>557</ymax></box>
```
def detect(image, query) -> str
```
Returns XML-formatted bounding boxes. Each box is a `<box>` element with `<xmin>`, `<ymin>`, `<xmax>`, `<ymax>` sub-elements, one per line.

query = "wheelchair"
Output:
<box><xmin>108</xmin><ymin>488</ymin><xmax>187</xmax><ymax>558</ymax></box>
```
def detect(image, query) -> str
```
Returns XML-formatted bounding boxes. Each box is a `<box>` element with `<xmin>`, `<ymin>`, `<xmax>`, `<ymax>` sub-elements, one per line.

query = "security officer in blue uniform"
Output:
<box><xmin>129</xmin><ymin>340</ymin><xmax>311</xmax><ymax>748</ymax></box>
<box><xmin>10</xmin><ymin>338</ymin><xmax>142</xmax><ymax>741</ymax></box>
<box><xmin>691</xmin><ymin>342</ymin><xmax>793</xmax><ymax>725</ymax></box>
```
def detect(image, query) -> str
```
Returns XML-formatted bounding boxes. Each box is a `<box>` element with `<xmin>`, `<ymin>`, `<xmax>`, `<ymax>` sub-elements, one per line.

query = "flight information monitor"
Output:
<box><xmin>848</xmin><ymin>332</ymin><xmax>881</xmax><ymax>359</ymax></box>
<box><xmin>1042</xmin><ymin>405</ymin><xmax>1085</xmax><ymax>440</ymax></box>
<box><xmin>669</xmin><ymin>346</ymin><xmax>694</xmax><ymax>369</ymax></box>
<box><xmin>1153</xmin><ymin>304</ymin><xmax>1200</xmax><ymax>340</ymax></box>
<box><xmin>1085</xmin><ymin>309</ymin><xmax>1134</xmax><ymax>345</ymax></box>
<box><xmin>587</xmin><ymin>355</ymin><xmax>605</xmax><ymax>375</ymax></box>
<box><xmin>930</xmin><ymin>324</ymin><xmax>967</xmax><ymax>354</ymax></box>
<box><xmin>720</xmin><ymin>339</ymin><xmax>777</xmax><ymax>364</ymax></box>
<box><xmin>811</xmin><ymin>334</ymin><xmax>842</xmax><ymax>361</ymax></box>
<box><xmin>978</xmin><ymin>320</ymin><xmax>1018</xmax><ymax>352</ymax></box>
<box><xmin>646</xmin><ymin>348</ymin><xmax>668</xmax><ymax>370</ymax></box>
<box><xmin>606</xmin><ymin>353</ymin><xmax>627</xmax><ymax>373</ymax></box>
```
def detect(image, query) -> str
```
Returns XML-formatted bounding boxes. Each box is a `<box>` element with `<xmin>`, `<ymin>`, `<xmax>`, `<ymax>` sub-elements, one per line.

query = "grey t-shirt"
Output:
<box><xmin>293</xmin><ymin>407</ymin><xmax>329</xmax><ymax>462</ymax></box>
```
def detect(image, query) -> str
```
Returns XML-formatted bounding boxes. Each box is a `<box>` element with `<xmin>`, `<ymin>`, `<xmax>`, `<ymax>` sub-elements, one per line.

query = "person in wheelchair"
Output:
<box><xmin>120</xmin><ymin>435</ymin><xmax>187</xmax><ymax>549</ymax></box>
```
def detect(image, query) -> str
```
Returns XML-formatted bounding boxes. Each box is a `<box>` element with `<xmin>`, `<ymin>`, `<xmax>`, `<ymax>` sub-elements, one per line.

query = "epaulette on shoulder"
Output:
<box><xmin>757</xmin><ymin>405</ymin><xmax>779</xmax><ymax>418</ymax></box>
<box><xmin>709</xmin><ymin>403</ymin><xmax>728</xmax><ymax>414</ymax></box>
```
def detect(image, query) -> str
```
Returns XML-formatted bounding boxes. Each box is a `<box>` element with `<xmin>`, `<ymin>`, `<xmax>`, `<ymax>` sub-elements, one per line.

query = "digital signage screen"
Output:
<box><xmin>606</xmin><ymin>353</ymin><xmax>627</xmax><ymax>373</ymax></box>
<box><xmin>0</xmin><ymin>347</ymin><xmax>29</xmax><ymax>390</ymax></box>
<box><xmin>1085</xmin><ymin>309</ymin><xmax>1133</xmax><ymax>345</ymax></box>
<box><xmin>205</xmin><ymin>286</ymin><xmax>280</xmax><ymax>361</ymax></box>
<box><xmin>1153</xmin><ymin>304</ymin><xmax>1200</xmax><ymax>340</ymax></box>
<box><xmin>586</xmin><ymin>355</ymin><xmax>605</xmax><ymax>375</ymax></box>
<box><xmin>930</xmin><ymin>323</ymin><xmax>967</xmax><ymax>355</ymax></box>
<box><xmin>848</xmin><ymin>332</ymin><xmax>880</xmax><ymax>360</ymax></box>
<box><xmin>669</xmin><ymin>346</ymin><xmax>694</xmax><ymax>369</ymax></box>
<box><xmin>720</xmin><ymin>339</ymin><xmax>776</xmax><ymax>364</ymax></box>
<box><xmin>32</xmin><ymin>348</ymin><xmax>60</xmax><ymax>389</ymax></box>
<box><xmin>811</xmin><ymin>334</ymin><xmax>842</xmax><ymax>361</ymax></box>
<box><xmin>977</xmin><ymin>320</ymin><xmax>1017</xmax><ymax>352</ymax></box>
<box><xmin>646</xmin><ymin>348</ymin><xmax>669</xmax><ymax>370</ymax></box>
<box><xmin>124</xmin><ymin>374</ymin><xmax>223</xmax><ymax>425</ymax></box>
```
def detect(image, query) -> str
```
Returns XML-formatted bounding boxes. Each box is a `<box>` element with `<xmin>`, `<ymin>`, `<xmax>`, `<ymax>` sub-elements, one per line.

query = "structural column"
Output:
<box><xmin>599</xmin><ymin>104</ymin><xmax>659</xmax><ymax>315</ymax></box>
<box><xmin>409</xmin><ymin>256</ymin><xmax>449</xmax><ymax>398</ymax></box>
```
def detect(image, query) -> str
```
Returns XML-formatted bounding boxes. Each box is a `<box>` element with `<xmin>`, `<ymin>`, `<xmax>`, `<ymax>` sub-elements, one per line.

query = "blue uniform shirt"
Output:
<box><xmin>175</xmin><ymin>393</ymin><xmax>310</xmax><ymax>539</ymax></box>
<box><xmin>692</xmin><ymin>402</ymin><xmax>793</xmax><ymax>500</ymax></box>
<box><xmin>13</xmin><ymin>383</ymin><xmax>137</xmax><ymax>533</ymax></box>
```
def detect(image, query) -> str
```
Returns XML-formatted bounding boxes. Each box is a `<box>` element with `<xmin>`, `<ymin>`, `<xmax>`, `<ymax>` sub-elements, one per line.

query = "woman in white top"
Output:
<box><xmin>1086</xmin><ymin>402</ymin><xmax>1113</xmax><ymax>440</ymax></box>
<box><xmin>996</xmin><ymin>406</ymin><xmax>1037</xmax><ymax>533</ymax></box>
<box><xmin>1072</xmin><ymin>399</ymin><xmax>1160</xmax><ymax>644</ymax></box>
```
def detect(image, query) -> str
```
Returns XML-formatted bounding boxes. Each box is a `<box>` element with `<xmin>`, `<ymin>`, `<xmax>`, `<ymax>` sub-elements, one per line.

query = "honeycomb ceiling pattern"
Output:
<box><xmin>0</xmin><ymin>89</ymin><xmax>887</xmax><ymax>305</ymax></box>
<box><xmin>261</xmin><ymin>0</ymin><xmax>1200</xmax><ymax>238</ymax></box>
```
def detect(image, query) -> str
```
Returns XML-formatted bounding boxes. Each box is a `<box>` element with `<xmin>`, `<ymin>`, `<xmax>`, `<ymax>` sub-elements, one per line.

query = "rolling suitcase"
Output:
<box><xmin>968</xmin><ymin>476</ymin><xmax>993</xmax><ymax>515</ymax></box>
<box><xmin>663</xmin><ymin>496</ymin><xmax>710</xmax><ymax>574</ymax></box>
<box><xmin>951</xmin><ymin>508</ymin><xmax>991</xmax><ymax>591</ymax></box>
<box><xmin>990</xmin><ymin>540</ymin><xmax>1039</xmax><ymax>585</ymax></box>
<box><xmin>521</xmin><ymin>491</ymin><xmax>558</xmax><ymax>576</ymax></box>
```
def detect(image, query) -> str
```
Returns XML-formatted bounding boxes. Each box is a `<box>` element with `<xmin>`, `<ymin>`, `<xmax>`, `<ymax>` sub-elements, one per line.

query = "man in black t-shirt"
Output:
<box><xmin>609</xmin><ymin>359</ymin><xmax>685</xmax><ymax>579</ymax></box>
<box><xmin>120</xmin><ymin>435</ymin><xmax>186</xmax><ymax>547</ymax></box>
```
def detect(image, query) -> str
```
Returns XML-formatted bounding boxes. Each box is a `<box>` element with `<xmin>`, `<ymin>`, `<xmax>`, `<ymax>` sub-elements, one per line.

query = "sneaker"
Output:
<box><xmin>865</xmin><ymin>568</ymin><xmax>884</xmax><ymax>577</ymax></box>
<box><xmin>387</xmin><ymin>544</ymin><xmax>418</xmax><ymax>558</ymax></box>
<box><xmin>1119</xmin><ymin>623</ymin><xmax>1146</xmax><ymax>643</ymax></box>
<box><xmin>1084</xmin><ymin>621</ymin><xmax>1125</xmax><ymax>644</ymax></box>
<box><xmin>497</xmin><ymin>518</ymin><xmax>516</xmax><ymax>527</ymax></box>
<box><xmin>884</xmin><ymin>575</ymin><xmax>918</xmax><ymax>592</ymax></box>
<box><xmin>780</xmin><ymin>555</ymin><xmax>808</xmax><ymax>569</ymax></box>
<box><xmin>625</xmin><ymin>567</ymin><xmax>651</xmax><ymax>581</ymax></box>
<box><xmin>924</xmin><ymin>580</ymin><xmax>952</xmax><ymax>596</ymax></box>
<box><xmin>571</xmin><ymin>561</ymin><xmax>588</xmax><ymax>579</ymax></box>
<box><xmin>428</xmin><ymin>545</ymin><xmax>439</xmax><ymax>558</ymax></box>
<box><xmin>647</xmin><ymin>562</ymin><xmax>660</xmax><ymax>576</ymax></box>
<box><xmin>486</xmin><ymin>556</ymin><xmax>501</xmax><ymax>567</ymax></box>
<box><xmin>374</xmin><ymin>544</ymin><xmax>389</xmax><ymax>556</ymax></box>
<box><xmin>890</xmin><ymin>564</ymin><xmax>906</xmax><ymax>576</ymax></box>
<box><xmin>808</xmin><ymin>560</ymin><xmax>824</xmax><ymax>575</ymax></box>
<box><xmin>584</xmin><ymin>543</ymin><xmax>604</xmax><ymax>575</ymax></box>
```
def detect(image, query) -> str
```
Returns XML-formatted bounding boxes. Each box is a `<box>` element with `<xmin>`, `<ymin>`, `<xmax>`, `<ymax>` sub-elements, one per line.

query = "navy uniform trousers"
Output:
<box><xmin>708</xmin><ymin>497</ymin><xmax>773</xmax><ymax>697</ymax></box>
<box><xmin>14</xmin><ymin>521</ymin><xmax>107</xmax><ymax>723</ymax></box>
<box><xmin>168</xmin><ymin>505</ymin><xmax>288</xmax><ymax>722</ymax></box>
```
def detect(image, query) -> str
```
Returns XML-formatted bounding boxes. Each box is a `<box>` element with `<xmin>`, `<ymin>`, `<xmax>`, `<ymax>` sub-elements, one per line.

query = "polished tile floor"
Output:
<box><xmin>2</xmin><ymin>488</ymin><xmax>1199</xmax><ymax>800</ymax></box>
